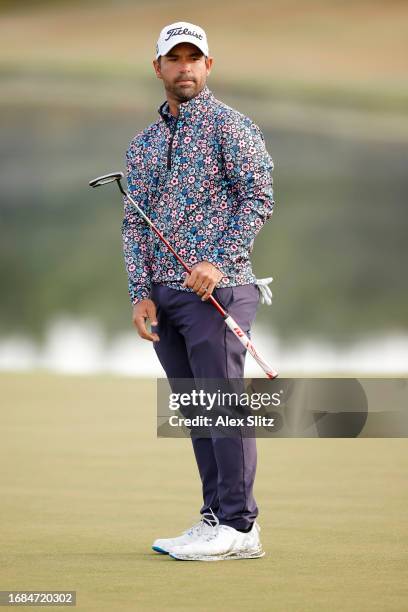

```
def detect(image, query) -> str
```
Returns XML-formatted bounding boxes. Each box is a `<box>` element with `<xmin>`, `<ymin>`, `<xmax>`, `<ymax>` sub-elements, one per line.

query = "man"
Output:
<box><xmin>122</xmin><ymin>21</ymin><xmax>274</xmax><ymax>561</ymax></box>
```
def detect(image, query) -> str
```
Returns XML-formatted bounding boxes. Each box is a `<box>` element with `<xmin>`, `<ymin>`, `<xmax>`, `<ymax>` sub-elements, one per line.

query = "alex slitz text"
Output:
<box><xmin>168</xmin><ymin>414</ymin><xmax>275</xmax><ymax>428</ymax></box>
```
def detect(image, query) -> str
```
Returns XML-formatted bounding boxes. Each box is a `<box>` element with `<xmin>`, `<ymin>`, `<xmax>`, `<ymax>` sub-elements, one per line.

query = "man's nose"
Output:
<box><xmin>179</xmin><ymin>60</ymin><xmax>194</xmax><ymax>71</ymax></box>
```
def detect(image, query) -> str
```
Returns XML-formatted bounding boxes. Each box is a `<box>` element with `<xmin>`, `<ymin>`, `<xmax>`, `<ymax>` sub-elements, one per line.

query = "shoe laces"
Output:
<box><xmin>202</xmin><ymin>523</ymin><xmax>232</xmax><ymax>543</ymax></box>
<box><xmin>185</xmin><ymin>508</ymin><xmax>219</xmax><ymax>538</ymax></box>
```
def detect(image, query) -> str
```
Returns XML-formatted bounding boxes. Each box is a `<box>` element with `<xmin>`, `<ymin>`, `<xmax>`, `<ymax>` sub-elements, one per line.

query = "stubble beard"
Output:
<box><xmin>170</xmin><ymin>80</ymin><xmax>201</xmax><ymax>103</ymax></box>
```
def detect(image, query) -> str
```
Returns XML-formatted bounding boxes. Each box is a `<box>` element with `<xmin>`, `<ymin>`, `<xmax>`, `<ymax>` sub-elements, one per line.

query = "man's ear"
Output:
<box><xmin>153</xmin><ymin>59</ymin><xmax>162</xmax><ymax>80</ymax></box>
<box><xmin>206</xmin><ymin>56</ymin><xmax>213</xmax><ymax>77</ymax></box>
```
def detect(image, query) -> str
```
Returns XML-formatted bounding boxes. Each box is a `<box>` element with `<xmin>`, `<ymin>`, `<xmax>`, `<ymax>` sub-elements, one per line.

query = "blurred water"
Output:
<box><xmin>0</xmin><ymin>318</ymin><xmax>406</xmax><ymax>376</ymax></box>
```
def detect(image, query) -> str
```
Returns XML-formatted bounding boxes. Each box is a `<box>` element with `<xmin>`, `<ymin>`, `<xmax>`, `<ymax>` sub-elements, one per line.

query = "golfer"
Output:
<box><xmin>122</xmin><ymin>21</ymin><xmax>275</xmax><ymax>561</ymax></box>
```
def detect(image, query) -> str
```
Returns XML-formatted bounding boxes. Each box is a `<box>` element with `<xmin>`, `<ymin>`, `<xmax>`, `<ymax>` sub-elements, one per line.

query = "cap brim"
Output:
<box><xmin>157</xmin><ymin>36</ymin><xmax>208</xmax><ymax>59</ymax></box>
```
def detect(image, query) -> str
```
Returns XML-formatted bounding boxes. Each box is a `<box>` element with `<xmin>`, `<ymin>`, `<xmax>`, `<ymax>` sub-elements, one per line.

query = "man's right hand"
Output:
<box><xmin>132</xmin><ymin>299</ymin><xmax>160</xmax><ymax>342</ymax></box>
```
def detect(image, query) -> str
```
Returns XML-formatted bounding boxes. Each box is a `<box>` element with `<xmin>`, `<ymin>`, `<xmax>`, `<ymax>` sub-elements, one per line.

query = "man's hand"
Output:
<box><xmin>182</xmin><ymin>261</ymin><xmax>224</xmax><ymax>301</ymax></box>
<box><xmin>132</xmin><ymin>299</ymin><xmax>160</xmax><ymax>342</ymax></box>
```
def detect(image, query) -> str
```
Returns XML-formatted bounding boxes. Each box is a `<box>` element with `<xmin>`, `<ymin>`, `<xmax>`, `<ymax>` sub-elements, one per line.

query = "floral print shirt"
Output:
<box><xmin>122</xmin><ymin>84</ymin><xmax>274</xmax><ymax>305</ymax></box>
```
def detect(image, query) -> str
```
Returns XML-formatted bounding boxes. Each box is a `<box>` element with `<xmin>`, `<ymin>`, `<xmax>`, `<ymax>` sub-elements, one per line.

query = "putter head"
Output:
<box><xmin>89</xmin><ymin>171</ymin><xmax>124</xmax><ymax>188</ymax></box>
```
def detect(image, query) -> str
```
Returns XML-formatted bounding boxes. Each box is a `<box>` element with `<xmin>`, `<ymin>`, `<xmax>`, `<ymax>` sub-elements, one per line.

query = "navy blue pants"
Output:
<box><xmin>151</xmin><ymin>282</ymin><xmax>260</xmax><ymax>530</ymax></box>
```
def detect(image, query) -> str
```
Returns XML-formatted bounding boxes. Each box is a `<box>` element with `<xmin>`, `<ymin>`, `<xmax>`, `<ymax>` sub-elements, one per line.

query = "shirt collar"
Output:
<box><xmin>158</xmin><ymin>85</ymin><xmax>213</xmax><ymax>123</ymax></box>
<box><xmin>158</xmin><ymin>100</ymin><xmax>175</xmax><ymax>124</ymax></box>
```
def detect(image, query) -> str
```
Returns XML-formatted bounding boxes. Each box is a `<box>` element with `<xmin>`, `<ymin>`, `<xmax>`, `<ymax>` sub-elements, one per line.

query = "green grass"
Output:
<box><xmin>1</xmin><ymin>373</ymin><xmax>407</xmax><ymax>611</ymax></box>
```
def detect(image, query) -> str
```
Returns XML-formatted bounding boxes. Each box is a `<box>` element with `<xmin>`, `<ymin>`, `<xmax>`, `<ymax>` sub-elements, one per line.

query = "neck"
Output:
<box><xmin>167</xmin><ymin>99</ymin><xmax>179</xmax><ymax>117</ymax></box>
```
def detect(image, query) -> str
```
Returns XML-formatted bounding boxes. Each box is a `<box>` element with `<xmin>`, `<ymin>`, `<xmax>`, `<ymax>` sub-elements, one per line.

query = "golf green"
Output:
<box><xmin>1</xmin><ymin>373</ymin><xmax>406</xmax><ymax>611</ymax></box>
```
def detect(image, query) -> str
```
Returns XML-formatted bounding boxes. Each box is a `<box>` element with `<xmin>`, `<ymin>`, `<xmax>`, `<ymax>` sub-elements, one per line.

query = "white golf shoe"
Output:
<box><xmin>169</xmin><ymin>520</ymin><xmax>265</xmax><ymax>561</ymax></box>
<box><xmin>152</xmin><ymin>509</ymin><xmax>219</xmax><ymax>554</ymax></box>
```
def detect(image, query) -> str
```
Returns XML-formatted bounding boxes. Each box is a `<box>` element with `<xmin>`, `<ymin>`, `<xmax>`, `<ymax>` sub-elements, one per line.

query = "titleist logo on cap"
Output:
<box><xmin>164</xmin><ymin>27</ymin><xmax>203</xmax><ymax>42</ymax></box>
<box><xmin>156</xmin><ymin>21</ymin><xmax>209</xmax><ymax>59</ymax></box>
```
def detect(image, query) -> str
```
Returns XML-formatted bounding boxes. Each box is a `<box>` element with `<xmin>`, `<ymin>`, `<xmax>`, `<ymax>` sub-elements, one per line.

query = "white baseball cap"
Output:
<box><xmin>156</xmin><ymin>21</ymin><xmax>209</xmax><ymax>60</ymax></box>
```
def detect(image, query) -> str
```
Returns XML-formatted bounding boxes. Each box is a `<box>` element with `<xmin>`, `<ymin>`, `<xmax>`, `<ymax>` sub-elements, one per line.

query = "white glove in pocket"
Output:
<box><xmin>255</xmin><ymin>277</ymin><xmax>273</xmax><ymax>306</ymax></box>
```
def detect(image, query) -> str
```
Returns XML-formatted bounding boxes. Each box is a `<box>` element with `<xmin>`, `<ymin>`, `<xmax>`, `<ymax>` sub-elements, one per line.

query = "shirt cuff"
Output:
<box><xmin>129</xmin><ymin>285</ymin><xmax>151</xmax><ymax>306</ymax></box>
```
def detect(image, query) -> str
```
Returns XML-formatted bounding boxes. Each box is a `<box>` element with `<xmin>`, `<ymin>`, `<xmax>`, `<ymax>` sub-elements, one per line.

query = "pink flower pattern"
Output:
<box><xmin>122</xmin><ymin>86</ymin><xmax>274</xmax><ymax>305</ymax></box>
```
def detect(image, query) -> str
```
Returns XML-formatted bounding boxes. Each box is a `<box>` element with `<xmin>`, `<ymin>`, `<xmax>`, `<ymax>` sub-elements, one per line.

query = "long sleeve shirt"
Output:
<box><xmin>122</xmin><ymin>85</ymin><xmax>274</xmax><ymax>305</ymax></box>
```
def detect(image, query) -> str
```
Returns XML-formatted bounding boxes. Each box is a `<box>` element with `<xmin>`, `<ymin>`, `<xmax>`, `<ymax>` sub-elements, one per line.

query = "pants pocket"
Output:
<box><xmin>229</xmin><ymin>285</ymin><xmax>259</xmax><ymax>331</ymax></box>
<box><xmin>213</xmin><ymin>287</ymin><xmax>234</xmax><ymax>311</ymax></box>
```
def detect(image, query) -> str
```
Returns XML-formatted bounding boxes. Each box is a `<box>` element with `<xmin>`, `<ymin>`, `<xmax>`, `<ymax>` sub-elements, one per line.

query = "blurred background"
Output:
<box><xmin>1</xmin><ymin>0</ymin><xmax>407</xmax><ymax>375</ymax></box>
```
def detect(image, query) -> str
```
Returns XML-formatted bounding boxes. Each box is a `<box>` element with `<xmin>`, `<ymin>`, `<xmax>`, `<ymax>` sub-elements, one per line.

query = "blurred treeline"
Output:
<box><xmin>0</xmin><ymin>0</ymin><xmax>407</xmax><ymax>343</ymax></box>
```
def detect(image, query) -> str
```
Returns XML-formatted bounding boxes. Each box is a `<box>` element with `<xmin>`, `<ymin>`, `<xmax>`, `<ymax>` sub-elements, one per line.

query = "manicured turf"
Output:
<box><xmin>1</xmin><ymin>373</ymin><xmax>407</xmax><ymax>611</ymax></box>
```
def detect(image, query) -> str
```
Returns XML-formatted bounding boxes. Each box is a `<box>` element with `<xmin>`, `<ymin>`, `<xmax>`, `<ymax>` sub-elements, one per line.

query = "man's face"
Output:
<box><xmin>153</xmin><ymin>42</ymin><xmax>213</xmax><ymax>102</ymax></box>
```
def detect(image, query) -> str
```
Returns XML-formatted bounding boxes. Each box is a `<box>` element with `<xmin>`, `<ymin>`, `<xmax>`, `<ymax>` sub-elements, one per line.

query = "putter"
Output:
<box><xmin>89</xmin><ymin>171</ymin><xmax>278</xmax><ymax>379</ymax></box>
